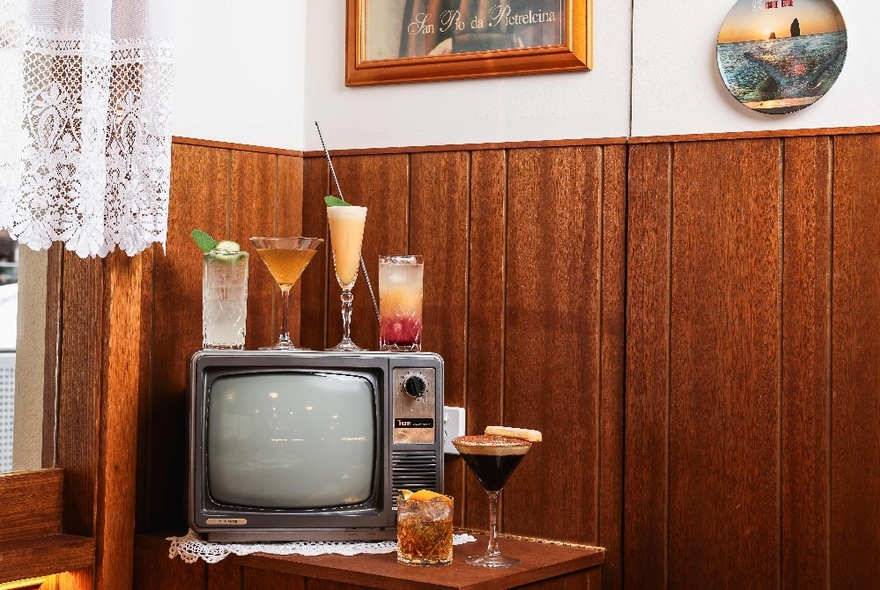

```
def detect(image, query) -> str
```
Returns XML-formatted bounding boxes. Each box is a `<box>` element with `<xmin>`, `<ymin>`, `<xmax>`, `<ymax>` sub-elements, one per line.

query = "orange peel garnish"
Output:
<box><xmin>406</xmin><ymin>489</ymin><xmax>452</xmax><ymax>505</ymax></box>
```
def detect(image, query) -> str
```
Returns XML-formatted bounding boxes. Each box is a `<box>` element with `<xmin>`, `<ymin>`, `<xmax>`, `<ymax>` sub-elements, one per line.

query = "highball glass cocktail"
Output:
<box><xmin>202</xmin><ymin>248</ymin><xmax>248</xmax><ymax>349</ymax></box>
<box><xmin>379</xmin><ymin>255</ymin><xmax>423</xmax><ymax>351</ymax></box>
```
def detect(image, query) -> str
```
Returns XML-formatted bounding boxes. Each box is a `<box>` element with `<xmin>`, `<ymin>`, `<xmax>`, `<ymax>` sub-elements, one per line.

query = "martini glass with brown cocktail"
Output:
<box><xmin>250</xmin><ymin>237</ymin><xmax>323</xmax><ymax>350</ymax></box>
<box><xmin>452</xmin><ymin>426</ymin><xmax>542</xmax><ymax>568</ymax></box>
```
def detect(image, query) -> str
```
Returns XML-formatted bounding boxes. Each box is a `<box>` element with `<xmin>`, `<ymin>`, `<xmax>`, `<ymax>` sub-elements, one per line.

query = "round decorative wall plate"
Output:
<box><xmin>716</xmin><ymin>0</ymin><xmax>847</xmax><ymax>115</ymax></box>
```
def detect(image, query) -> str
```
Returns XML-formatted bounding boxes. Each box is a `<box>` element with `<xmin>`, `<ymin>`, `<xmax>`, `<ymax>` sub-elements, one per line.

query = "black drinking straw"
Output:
<box><xmin>315</xmin><ymin>121</ymin><xmax>381</xmax><ymax>324</ymax></box>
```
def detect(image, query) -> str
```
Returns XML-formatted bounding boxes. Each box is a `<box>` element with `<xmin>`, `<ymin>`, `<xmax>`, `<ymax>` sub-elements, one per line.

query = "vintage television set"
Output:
<box><xmin>188</xmin><ymin>350</ymin><xmax>444</xmax><ymax>542</ymax></box>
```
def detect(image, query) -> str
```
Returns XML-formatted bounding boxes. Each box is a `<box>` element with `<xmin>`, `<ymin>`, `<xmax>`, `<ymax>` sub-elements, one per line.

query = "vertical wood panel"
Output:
<box><xmin>96</xmin><ymin>251</ymin><xmax>148</xmax><ymax>589</ymax></box>
<box><xmin>206</xmin><ymin>558</ymin><xmax>240</xmax><ymax>590</ymax></box>
<box><xmin>134</xmin><ymin>247</ymin><xmax>154</xmax><ymax>538</ymax></box>
<box><xmin>668</xmin><ymin>140</ymin><xmax>780</xmax><ymax>590</ymax></box>
<box><xmin>624</xmin><ymin>143</ymin><xmax>671</xmax><ymax>590</ymax></box>
<box><xmin>279</xmin><ymin>155</ymin><xmax>305</xmax><ymax>345</ymax></box>
<box><xmin>133</xmin><ymin>546</ymin><xmax>204</xmax><ymax>590</ymax></box>
<box><xmin>242</xmin><ymin>567</ymin><xmax>305</xmax><ymax>589</ymax></box>
<box><xmin>43</xmin><ymin>244</ymin><xmax>63</xmax><ymax>468</ymax></box>
<box><xmin>230</xmin><ymin>150</ymin><xmax>280</xmax><ymax>349</ymax></box>
<box><xmin>301</xmin><ymin>156</ymin><xmax>330</xmax><ymax>350</ymax></box>
<box><xmin>327</xmin><ymin>155</ymin><xmax>409</xmax><ymax>351</ymax></box>
<box><xmin>146</xmin><ymin>144</ymin><xmax>228</xmax><ymax>531</ymax></box>
<box><xmin>780</xmin><ymin>136</ymin><xmax>831</xmax><ymax>590</ymax></box>
<box><xmin>464</xmin><ymin>149</ymin><xmax>507</xmax><ymax>529</ymax></box>
<box><xmin>830</xmin><ymin>134</ymin><xmax>880</xmax><ymax>588</ymax></box>
<box><xmin>58</xmin><ymin>253</ymin><xmax>104</xmax><ymax>537</ymax></box>
<box><xmin>505</xmin><ymin>147</ymin><xmax>601</xmax><ymax>543</ymax></box>
<box><xmin>409</xmin><ymin>151</ymin><xmax>470</xmax><ymax>517</ymax></box>
<box><xmin>599</xmin><ymin>144</ymin><xmax>627</xmax><ymax>590</ymax></box>
<box><xmin>516</xmin><ymin>568</ymin><xmax>602</xmax><ymax>589</ymax></box>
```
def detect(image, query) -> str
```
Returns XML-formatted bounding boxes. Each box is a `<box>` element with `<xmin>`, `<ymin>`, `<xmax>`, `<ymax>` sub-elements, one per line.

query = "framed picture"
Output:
<box><xmin>345</xmin><ymin>0</ymin><xmax>592</xmax><ymax>86</ymax></box>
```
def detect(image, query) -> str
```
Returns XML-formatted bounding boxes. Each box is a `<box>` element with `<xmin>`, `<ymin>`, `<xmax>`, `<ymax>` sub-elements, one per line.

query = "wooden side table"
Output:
<box><xmin>135</xmin><ymin>532</ymin><xmax>605</xmax><ymax>590</ymax></box>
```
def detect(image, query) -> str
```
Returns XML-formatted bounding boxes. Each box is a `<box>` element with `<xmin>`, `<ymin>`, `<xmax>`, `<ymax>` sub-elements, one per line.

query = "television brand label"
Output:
<box><xmin>395</xmin><ymin>418</ymin><xmax>434</xmax><ymax>429</ymax></box>
<box><xmin>206</xmin><ymin>518</ymin><xmax>247</xmax><ymax>526</ymax></box>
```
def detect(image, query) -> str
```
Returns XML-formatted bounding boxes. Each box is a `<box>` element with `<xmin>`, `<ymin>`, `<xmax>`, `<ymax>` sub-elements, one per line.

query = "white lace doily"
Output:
<box><xmin>167</xmin><ymin>529</ymin><xmax>477</xmax><ymax>564</ymax></box>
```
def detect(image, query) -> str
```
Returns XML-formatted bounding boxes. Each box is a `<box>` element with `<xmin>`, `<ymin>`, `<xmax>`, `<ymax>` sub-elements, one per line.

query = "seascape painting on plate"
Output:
<box><xmin>716</xmin><ymin>0</ymin><xmax>847</xmax><ymax>115</ymax></box>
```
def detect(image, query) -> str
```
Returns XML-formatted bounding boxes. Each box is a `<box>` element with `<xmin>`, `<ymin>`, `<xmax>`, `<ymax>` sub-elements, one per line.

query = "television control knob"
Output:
<box><xmin>404</xmin><ymin>375</ymin><xmax>427</xmax><ymax>398</ymax></box>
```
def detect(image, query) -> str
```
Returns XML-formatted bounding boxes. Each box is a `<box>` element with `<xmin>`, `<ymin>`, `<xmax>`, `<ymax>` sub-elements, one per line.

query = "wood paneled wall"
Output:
<box><xmin>129</xmin><ymin>130</ymin><xmax>880</xmax><ymax>590</ymax></box>
<box><xmin>134</xmin><ymin>140</ymin><xmax>626</xmax><ymax>589</ymax></box>
<box><xmin>625</xmin><ymin>134</ymin><xmax>880</xmax><ymax>589</ymax></box>
<box><xmin>299</xmin><ymin>146</ymin><xmax>627</xmax><ymax>589</ymax></box>
<box><xmin>138</xmin><ymin>142</ymin><xmax>306</xmax><ymax>532</ymax></box>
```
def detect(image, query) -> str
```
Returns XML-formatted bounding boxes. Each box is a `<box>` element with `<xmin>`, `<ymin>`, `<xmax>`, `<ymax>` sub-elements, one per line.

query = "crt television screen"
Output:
<box><xmin>207</xmin><ymin>372</ymin><xmax>376</xmax><ymax>509</ymax></box>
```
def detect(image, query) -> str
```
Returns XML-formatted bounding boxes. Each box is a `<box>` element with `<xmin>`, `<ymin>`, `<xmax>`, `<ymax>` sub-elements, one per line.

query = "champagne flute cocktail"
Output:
<box><xmin>452</xmin><ymin>426</ymin><xmax>542</xmax><ymax>568</ymax></box>
<box><xmin>250</xmin><ymin>237</ymin><xmax>323</xmax><ymax>350</ymax></box>
<box><xmin>327</xmin><ymin>205</ymin><xmax>367</xmax><ymax>351</ymax></box>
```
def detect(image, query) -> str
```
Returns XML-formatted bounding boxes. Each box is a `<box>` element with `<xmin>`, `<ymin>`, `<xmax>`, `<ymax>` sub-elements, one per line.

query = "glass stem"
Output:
<box><xmin>485</xmin><ymin>490</ymin><xmax>502</xmax><ymax>557</ymax></box>
<box><xmin>340</xmin><ymin>289</ymin><xmax>354</xmax><ymax>344</ymax></box>
<box><xmin>278</xmin><ymin>285</ymin><xmax>292</xmax><ymax>346</ymax></box>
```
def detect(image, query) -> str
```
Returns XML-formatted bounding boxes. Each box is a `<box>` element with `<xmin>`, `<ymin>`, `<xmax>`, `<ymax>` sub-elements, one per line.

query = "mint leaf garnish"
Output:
<box><xmin>191</xmin><ymin>229</ymin><xmax>218</xmax><ymax>253</ymax></box>
<box><xmin>324</xmin><ymin>196</ymin><xmax>351</xmax><ymax>207</ymax></box>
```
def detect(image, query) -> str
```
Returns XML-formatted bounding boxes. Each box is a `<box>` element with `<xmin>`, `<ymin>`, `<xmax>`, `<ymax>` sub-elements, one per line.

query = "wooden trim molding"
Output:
<box><xmin>42</xmin><ymin>244</ymin><xmax>63</xmax><ymax>468</ymax></box>
<box><xmin>303</xmin><ymin>136</ymin><xmax>629</xmax><ymax>158</ymax></box>
<box><xmin>172</xmin><ymin>136</ymin><xmax>303</xmax><ymax>157</ymax></box>
<box><xmin>629</xmin><ymin>125</ymin><xmax>880</xmax><ymax>144</ymax></box>
<box><xmin>0</xmin><ymin>469</ymin><xmax>63</xmax><ymax>542</ymax></box>
<box><xmin>177</xmin><ymin>124</ymin><xmax>880</xmax><ymax>160</ymax></box>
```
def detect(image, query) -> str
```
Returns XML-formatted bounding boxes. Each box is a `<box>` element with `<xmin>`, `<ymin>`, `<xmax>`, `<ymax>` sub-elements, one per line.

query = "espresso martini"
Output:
<box><xmin>452</xmin><ymin>426</ymin><xmax>542</xmax><ymax>568</ymax></box>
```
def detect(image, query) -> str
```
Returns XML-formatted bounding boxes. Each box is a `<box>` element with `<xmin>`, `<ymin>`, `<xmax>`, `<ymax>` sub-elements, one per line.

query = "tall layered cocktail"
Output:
<box><xmin>327</xmin><ymin>203</ymin><xmax>368</xmax><ymax>351</ymax></box>
<box><xmin>453</xmin><ymin>426</ymin><xmax>542</xmax><ymax>568</ymax></box>
<box><xmin>379</xmin><ymin>255</ymin><xmax>423</xmax><ymax>351</ymax></box>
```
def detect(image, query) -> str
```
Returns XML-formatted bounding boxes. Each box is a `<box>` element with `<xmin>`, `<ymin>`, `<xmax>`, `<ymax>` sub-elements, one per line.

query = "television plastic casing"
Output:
<box><xmin>188</xmin><ymin>349</ymin><xmax>444</xmax><ymax>542</ymax></box>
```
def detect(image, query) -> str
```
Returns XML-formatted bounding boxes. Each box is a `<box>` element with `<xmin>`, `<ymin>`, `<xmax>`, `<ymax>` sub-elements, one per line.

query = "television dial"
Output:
<box><xmin>403</xmin><ymin>375</ymin><xmax>427</xmax><ymax>398</ymax></box>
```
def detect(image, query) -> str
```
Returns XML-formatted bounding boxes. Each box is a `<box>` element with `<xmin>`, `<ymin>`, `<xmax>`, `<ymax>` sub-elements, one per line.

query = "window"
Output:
<box><xmin>0</xmin><ymin>230</ymin><xmax>17</xmax><ymax>472</ymax></box>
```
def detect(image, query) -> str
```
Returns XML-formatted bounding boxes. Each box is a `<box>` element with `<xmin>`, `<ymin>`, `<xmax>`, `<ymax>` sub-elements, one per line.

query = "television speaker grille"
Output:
<box><xmin>391</xmin><ymin>449</ymin><xmax>439</xmax><ymax>506</ymax></box>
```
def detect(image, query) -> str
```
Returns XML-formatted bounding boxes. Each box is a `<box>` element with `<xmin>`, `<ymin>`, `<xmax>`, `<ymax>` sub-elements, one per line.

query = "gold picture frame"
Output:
<box><xmin>345</xmin><ymin>0</ymin><xmax>592</xmax><ymax>86</ymax></box>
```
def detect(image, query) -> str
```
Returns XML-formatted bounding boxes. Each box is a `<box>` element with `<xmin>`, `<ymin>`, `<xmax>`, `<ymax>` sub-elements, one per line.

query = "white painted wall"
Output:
<box><xmin>172</xmin><ymin>0</ymin><xmax>307</xmax><ymax>150</ymax></box>
<box><xmin>631</xmin><ymin>0</ymin><xmax>879</xmax><ymax>137</ymax></box>
<box><xmin>172</xmin><ymin>1</ymin><xmax>879</xmax><ymax>151</ymax></box>
<box><xmin>302</xmin><ymin>0</ymin><xmax>633</xmax><ymax>151</ymax></box>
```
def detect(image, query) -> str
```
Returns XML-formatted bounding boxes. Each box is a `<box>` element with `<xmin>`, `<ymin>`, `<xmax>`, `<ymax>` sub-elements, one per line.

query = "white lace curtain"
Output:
<box><xmin>0</xmin><ymin>0</ymin><xmax>173</xmax><ymax>258</ymax></box>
